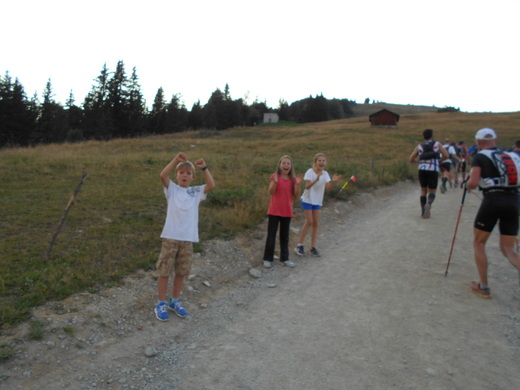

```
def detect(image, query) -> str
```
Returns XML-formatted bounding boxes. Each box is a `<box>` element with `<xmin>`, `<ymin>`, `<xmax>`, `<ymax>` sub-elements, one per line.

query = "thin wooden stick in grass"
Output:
<box><xmin>46</xmin><ymin>171</ymin><xmax>88</xmax><ymax>260</ymax></box>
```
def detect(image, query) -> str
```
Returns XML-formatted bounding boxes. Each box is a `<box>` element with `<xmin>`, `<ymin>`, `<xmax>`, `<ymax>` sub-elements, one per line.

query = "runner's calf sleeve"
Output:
<box><xmin>427</xmin><ymin>193</ymin><xmax>436</xmax><ymax>205</ymax></box>
<box><xmin>420</xmin><ymin>196</ymin><xmax>427</xmax><ymax>208</ymax></box>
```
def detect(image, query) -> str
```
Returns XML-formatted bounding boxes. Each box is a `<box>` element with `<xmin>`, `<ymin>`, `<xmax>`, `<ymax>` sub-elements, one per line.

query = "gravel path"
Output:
<box><xmin>2</xmin><ymin>181</ymin><xmax>519</xmax><ymax>389</ymax></box>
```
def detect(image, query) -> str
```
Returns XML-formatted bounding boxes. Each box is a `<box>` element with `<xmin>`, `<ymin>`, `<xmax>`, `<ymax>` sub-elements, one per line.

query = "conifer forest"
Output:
<box><xmin>0</xmin><ymin>61</ymin><xmax>356</xmax><ymax>147</ymax></box>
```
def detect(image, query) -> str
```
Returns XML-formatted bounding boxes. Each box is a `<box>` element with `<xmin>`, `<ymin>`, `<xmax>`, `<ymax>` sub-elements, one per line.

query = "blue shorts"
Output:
<box><xmin>300</xmin><ymin>201</ymin><xmax>321</xmax><ymax>211</ymax></box>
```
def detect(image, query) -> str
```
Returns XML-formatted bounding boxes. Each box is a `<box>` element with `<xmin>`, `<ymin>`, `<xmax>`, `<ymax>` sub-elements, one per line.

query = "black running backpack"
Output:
<box><xmin>419</xmin><ymin>141</ymin><xmax>440</xmax><ymax>160</ymax></box>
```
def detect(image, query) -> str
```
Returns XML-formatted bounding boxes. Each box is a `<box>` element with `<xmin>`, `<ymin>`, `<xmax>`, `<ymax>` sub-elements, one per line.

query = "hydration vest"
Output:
<box><xmin>478</xmin><ymin>148</ymin><xmax>520</xmax><ymax>189</ymax></box>
<box><xmin>443</xmin><ymin>144</ymin><xmax>456</xmax><ymax>162</ymax></box>
<box><xmin>419</xmin><ymin>140</ymin><xmax>440</xmax><ymax>160</ymax></box>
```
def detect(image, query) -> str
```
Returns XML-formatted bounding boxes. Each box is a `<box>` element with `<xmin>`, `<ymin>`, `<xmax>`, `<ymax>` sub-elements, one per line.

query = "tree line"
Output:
<box><xmin>0</xmin><ymin>61</ymin><xmax>356</xmax><ymax>147</ymax></box>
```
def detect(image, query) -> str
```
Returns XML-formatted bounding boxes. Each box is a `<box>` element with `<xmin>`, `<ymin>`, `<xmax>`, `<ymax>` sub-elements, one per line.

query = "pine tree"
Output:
<box><xmin>65</xmin><ymin>90</ymin><xmax>84</xmax><ymax>141</ymax></box>
<box><xmin>188</xmin><ymin>100</ymin><xmax>203</xmax><ymax>130</ymax></box>
<box><xmin>33</xmin><ymin>79</ymin><xmax>67</xmax><ymax>143</ymax></box>
<box><xmin>278</xmin><ymin>99</ymin><xmax>289</xmax><ymax>121</ymax></box>
<box><xmin>224</xmin><ymin>83</ymin><xmax>231</xmax><ymax>100</ymax></box>
<box><xmin>151</xmin><ymin>87</ymin><xmax>165</xmax><ymax>116</ymax></box>
<box><xmin>165</xmin><ymin>94</ymin><xmax>188</xmax><ymax>133</ymax></box>
<box><xmin>340</xmin><ymin>99</ymin><xmax>354</xmax><ymax>117</ymax></box>
<box><xmin>127</xmin><ymin>67</ymin><xmax>147</xmax><ymax>136</ymax></box>
<box><xmin>0</xmin><ymin>72</ymin><xmax>37</xmax><ymax>146</ymax></box>
<box><xmin>302</xmin><ymin>94</ymin><xmax>328</xmax><ymax>123</ymax></box>
<box><xmin>203</xmin><ymin>86</ymin><xmax>241</xmax><ymax>130</ymax></box>
<box><xmin>149</xmin><ymin>87</ymin><xmax>167</xmax><ymax>133</ymax></box>
<box><xmin>107</xmin><ymin>60</ymin><xmax>129</xmax><ymax>137</ymax></box>
<box><xmin>327</xmin><ymin>99</ymin><xmax>345</xmax><ymax>120</ymax></box>
<box><xmin>83</xmin><ymin>63</ymin><xmax>113</xmax><ymax>139</ymax></box>
<box><xmin>202</xmin><ymin>89</ymin><xmax>222</xmax><ymax>129</ymax></box>
<box><xmin>288</xmin><ymin>95</ymin><xmax>329</xmax><ymax>123</ymax></box>
<box><xmin>84</xmin><ymin>63</ymin><xmax>110</xmax><ymax>110</ymax></box>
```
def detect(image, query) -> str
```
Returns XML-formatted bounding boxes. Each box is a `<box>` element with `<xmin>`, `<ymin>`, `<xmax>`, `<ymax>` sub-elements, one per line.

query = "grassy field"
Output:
<box><xmin>1</xmin><ymin>111</ymin><xmax>519</xmax><ymax>326</ymax></box>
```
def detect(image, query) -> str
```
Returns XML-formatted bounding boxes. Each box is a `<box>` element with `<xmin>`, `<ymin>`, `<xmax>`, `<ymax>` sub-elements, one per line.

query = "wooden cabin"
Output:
<box><xmin>369</xmin><ymin>109</ymin><xmax>400</xmax><ymax>126</ymax></box>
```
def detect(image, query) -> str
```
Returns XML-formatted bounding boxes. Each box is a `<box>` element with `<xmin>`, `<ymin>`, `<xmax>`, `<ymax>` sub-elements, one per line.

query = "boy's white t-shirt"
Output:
<box><xmin>160</xmin><ymin>181</ymin><xmax>207</xmax><ymax>243</ymax></box>
<box><xmin>301</xmin><ymin>168</ymin><xmax>331</xmax><ymax>206</ymax></box>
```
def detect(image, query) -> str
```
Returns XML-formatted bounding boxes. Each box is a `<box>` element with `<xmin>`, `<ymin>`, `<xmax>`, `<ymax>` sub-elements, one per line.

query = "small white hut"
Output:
<box><xmin>263</xmin><ymin>113</ymin><xmax>279</xmax><ymax>124</ymax></box>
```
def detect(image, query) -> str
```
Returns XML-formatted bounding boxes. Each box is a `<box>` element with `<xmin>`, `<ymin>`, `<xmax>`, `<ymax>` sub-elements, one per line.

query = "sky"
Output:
<box><xmin>3</xmin><ymin>0</ymin><xmax>520</xmax><ymax>113</ymax></box>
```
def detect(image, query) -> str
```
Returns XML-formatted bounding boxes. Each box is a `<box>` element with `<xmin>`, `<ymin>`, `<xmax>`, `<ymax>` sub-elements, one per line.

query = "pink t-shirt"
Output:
<box><xmin>267</xmin><ymin>174</ymin><xmax>295</xmax><ymax>218</ymax></box>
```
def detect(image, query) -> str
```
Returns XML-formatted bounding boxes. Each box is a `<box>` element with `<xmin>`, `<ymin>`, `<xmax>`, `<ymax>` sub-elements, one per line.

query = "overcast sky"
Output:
<box><xmin>3</xmin><ymin>0</ymin><xmax>519</xmax><ymax>112</ymax></box>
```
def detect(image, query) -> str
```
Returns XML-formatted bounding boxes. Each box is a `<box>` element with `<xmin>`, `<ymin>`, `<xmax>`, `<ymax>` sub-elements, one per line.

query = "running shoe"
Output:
<box><xmin>469</xmin><ymin>281</ymin><xmax>491</xmax><ymax>299</ymax></box>
<box><xmin>281</xmin><ymin>260</ymin><xmax>295</xmax><ymax>268</ymax></box>
<box><xmin>263</xmin><ymin>260</ymin><xmax>273</xmax><ymax>268</ymax></box>
<box><xmin>309</xmin><ymin>247</ymin><xmax>321</xmax><ymax>257</ymax></box>
<box><xmin>422</xmin><ymin>204</ymin><xmax>431</xmax><ymax>219</ymax></box>
<box><xmin>168</xmin><ymin>298</ymin><xmax>189</xmax><ymax>317</ymax></box>
<box><xmin>154</xmin><ymin>301</ymin><xmax>169</xmax><ymax>321</ymax></box>
<box><xmin>295</xmin><ymin>244</ymin><xmax>305</xmax><ymax>256</ymax></box>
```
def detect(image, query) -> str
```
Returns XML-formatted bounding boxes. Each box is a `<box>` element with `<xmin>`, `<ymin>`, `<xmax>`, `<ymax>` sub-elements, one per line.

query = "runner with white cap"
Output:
<box><xmin>466</xmin><ymin>128</ymin><xmax>520</xmax><ymax>298</ymax></box>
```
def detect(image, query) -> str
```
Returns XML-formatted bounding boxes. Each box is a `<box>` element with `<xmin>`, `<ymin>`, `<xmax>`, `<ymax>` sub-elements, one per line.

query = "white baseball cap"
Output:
<box><xmin>475</xmin><ymin>128</ymin><xmax>497</xmax><ymax>140</ymax></box>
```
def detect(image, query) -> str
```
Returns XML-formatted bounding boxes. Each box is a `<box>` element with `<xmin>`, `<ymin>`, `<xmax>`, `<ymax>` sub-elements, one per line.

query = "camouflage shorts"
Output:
<box><xmin>156</xmin><ymin>239</ymin><xmax>193</xmax><ymax>277</ymax></box>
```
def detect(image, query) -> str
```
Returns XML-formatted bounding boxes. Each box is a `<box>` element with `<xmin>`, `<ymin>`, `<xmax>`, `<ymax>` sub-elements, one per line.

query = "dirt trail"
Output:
<box><xmin>1</xmin><ymin>181</ymin><xmax>519</xmax><ymax>389</ymax></box>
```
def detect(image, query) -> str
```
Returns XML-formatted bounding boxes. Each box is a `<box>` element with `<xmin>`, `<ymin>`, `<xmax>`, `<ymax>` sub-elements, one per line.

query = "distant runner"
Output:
<box><xmin>440</xmin><ymin>139</ymin><xmax>459</xmax><ymax>193</ymax></box>
<box><xmin>456</xmin><ymin>140</ymin><xmax>468</xmax><ymax>186</ymax></box>
<box><xmin>408</xmin><ymin>129</ymin><xmax>448</xmax><ymax>218</ymax></box>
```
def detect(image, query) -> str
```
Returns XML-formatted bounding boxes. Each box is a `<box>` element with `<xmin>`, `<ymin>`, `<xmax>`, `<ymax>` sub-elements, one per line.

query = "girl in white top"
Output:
<box><xmin>295</xmin><ymin>153</ymin><xmax>342</xmax><ymax>257</ymax></box>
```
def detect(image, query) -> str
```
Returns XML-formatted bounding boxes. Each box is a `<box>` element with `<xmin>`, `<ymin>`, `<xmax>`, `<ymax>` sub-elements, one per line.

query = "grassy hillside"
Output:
<box><xmin>1</xmin><ymin>111</ymin><xmax>519</xmax><ymax>325</ymax></box>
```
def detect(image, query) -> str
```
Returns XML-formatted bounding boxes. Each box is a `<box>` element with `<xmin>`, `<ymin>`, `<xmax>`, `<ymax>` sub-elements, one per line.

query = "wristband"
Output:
<box><xmin>201</xmin><ymin>166</ymin><xmax>208</xmax><ymax>171</ymax></box>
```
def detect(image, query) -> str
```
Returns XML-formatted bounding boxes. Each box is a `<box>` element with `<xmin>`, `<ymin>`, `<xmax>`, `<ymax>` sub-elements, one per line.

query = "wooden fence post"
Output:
<box><xmin>46</xmin><ymin>171</ymin><xmax>88</xmax><ymax>260</ymax></box>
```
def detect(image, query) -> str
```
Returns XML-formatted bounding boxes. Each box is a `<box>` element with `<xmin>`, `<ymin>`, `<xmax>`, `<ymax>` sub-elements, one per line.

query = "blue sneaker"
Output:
<box><xmin>309</xmin><ymin>247</ymin><xmax>321</xmax><ymax>257</ymax></box>
<box><xmin>154</xmin><ymin>301</ymin><xmax>169</xmax><ymax>321</ymax></box>
<box><xmin>295</xmin><ymin>244</ymin><xmax>305</xmax><ymax>256</ymax></box>
<box><xmin>168</xmin><ymin>298</ymin><xmax>189</xmax><ymax>318</ymax></box>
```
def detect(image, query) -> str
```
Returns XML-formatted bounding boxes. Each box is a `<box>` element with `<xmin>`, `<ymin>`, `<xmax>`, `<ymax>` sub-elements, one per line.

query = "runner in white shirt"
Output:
<box><xmin>440</xmin><ymin>139</ymin><xmax>460</xmax><ymax>192</ymax></box>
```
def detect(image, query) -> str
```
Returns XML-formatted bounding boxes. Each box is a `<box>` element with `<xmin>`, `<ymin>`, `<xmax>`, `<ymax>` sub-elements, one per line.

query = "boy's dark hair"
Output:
<box><xmin>515</xmin><ymin>140</ymin><xmax>520</xmax><ymax>149</ymax></box>
<box><xmin>423</xmin><ymin>129</ymin><xmax>433</xmax><ymax>140</ymax></box>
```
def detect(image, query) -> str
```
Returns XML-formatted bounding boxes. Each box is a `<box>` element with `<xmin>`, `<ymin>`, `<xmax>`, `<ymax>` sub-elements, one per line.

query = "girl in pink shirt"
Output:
<box><xmin>263</xmin><ymin>156</ymin><xmax>303</xmax><ymax>268</ymax></box>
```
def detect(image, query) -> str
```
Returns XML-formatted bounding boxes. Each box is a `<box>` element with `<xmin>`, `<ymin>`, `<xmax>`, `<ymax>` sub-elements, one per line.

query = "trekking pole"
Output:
<box><xmin>335</xmin><ymin>175</ymin><xmax>356</xmax><ymax>199</ymax></box>
<box><xmin>444</xmin><ymin>180</ymin><xmax>468</xmax><ymax>277</ymax></box>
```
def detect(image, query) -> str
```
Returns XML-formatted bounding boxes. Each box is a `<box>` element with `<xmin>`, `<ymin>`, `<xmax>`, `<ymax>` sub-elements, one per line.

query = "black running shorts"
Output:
<box><xmin>474</xmin><ymin>192</ymin><xmax>519</xmax><ymax>235</ymax></box>
<box><xmin>418</xmin><ymin>170</ymin><xmax>439</xmax><ymax>189</ymax></box>
<box><xmin>440</xmin><ymin>161</ymin><xmax>452</xmax><ymax>172</ymax></box>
